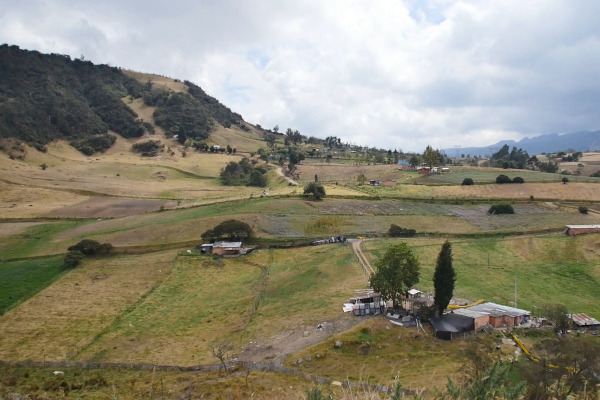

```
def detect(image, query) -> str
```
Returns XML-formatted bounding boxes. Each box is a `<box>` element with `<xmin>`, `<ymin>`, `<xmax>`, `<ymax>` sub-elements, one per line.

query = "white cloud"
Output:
<box><xmin>1</xmin><ymin>0</ymin><xmax>599</xmax><ymax>152</ymax></box>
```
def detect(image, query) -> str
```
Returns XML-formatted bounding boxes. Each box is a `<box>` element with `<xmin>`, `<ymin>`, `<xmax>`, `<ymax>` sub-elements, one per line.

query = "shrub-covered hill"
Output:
<box><xmin>0</xmin><ymin>45</ymin><xmax>244</xmax><ymax>153</ymax></box>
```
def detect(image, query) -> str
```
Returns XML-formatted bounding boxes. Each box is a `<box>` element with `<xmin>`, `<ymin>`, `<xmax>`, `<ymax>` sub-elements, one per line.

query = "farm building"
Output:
<box><xmin>430</xmin><ymin>313</ymin><xmax>475</xmax><ymax>340</ymax></box>
<box><xmin>397</xmin><ymin>160</ymin><xmax>412</xmax><ymax>170</ymax></box>
<box><xmin>452</xmin><ymin>308</ymin><xmax>490</xmax><ymax>330</ymax></box>
<box><xmin>466</xmin><ymin>302</ymin><xmax>530</xmax><ymax>328</ymax></box>
<box><xmin>571</xmin><ymin>313</ymin><xmax>600</xmax><ymax>330</ymax></box>
<box><xmin>212</xmin><ymin>241</ymin><xmax>244</xmax><ymax>256</ymax></box>
<box><xmin>564</xmin><ymin>225</ymin><xmax>600</xmax><ymax>236</ymax></box>
<box><xmin>418</xmin><ymin>167</ymin><xmax>431</xmax><ymax>174</ymax></box>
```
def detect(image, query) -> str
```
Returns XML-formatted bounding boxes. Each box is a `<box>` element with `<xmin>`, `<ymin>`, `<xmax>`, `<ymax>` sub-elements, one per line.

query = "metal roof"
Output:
<box><xmin>571</xmin><ymin>313</ymin><xmax>600</xmax><ymax>327</ymax></box>
<box><xmin>452</xmin><ymin>308</ymin><xmax>489</xmax><ymax>319</ymax></box>
<box><xmin>565</xmin><ymin>225</ymin><xmax>600</xmax><ymax>229</ymax></box>
<box><xmin>468</xmin><ymin>302</ymin><xmax>530</xmax><ymax>318</ymax></box>
<box><xmin>213</xmin><ymin>241</ymin><xmax>243</xmax><ymax>248</ymax></box>
<box><xmin>407</xmin><ymin>288</ymin><xmax>422</xmax><ymax>295</ymax></box>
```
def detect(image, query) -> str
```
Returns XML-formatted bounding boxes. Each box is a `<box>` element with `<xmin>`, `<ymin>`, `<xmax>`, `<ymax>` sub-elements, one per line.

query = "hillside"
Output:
<box><xmin>0</xmin><ymin>45</ymin><xmax>251</xmax><ymax>154</ymax></box>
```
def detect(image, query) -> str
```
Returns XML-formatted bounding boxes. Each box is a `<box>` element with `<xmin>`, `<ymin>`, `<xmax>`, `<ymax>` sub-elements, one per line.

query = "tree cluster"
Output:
<box><xmin>388</xmin><ymin>224</ymin><xmax>416</xmax><ymax>237</ymax></box>
<box><xmin>63</xmin><ymin>239</ymin><xmax>113</xmax><ymax>269</ymax></box>
<box><xmin>69</xmin><ymin>133</ymin><xmax>116</xmax><ymax>155</ymax></box>
<box><xmin>0</xmin><ymin>45</ymin><xmax>148</xmax><ymax>152</ymax></box>
<box><xmin>220</xmin><ymin>158</ymin><xmax>268</xmax><ymax>187</ymax></box>
<box><xmin>201</xmin><ymin>219</ymin><xmax>253</xmax><ymax>242</ymax></box>
<box><xmin>490</xmin><ymin>144</ymin><xmax>531</xmax><ymax>169</ymax></box>
<box><xmin>132</xmin><ymin>140</ymin><xmax>164</xmax><ymax>157</ymax></box>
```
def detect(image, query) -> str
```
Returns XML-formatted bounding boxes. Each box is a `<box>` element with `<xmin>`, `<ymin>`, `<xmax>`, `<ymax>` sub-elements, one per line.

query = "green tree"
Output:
<box><xmin>433</xmin><ymin>240</ymin><xmax>456</xmax><ymax>316</ymax></box>
<box><xmin>357</xmin><ymin>173</ymin><xmax>367</xmax><ymax>185</ymax></box>
<box><xmin>423</xmin><ymin>145</ymin><xmax>440</xmax><ymax>168</ymax></box>
<box><xmin>541</xmin><ymin>303</ymin><xmax>571</xmax><ymax>333</ymax></box>
<box><xmin>303</xmin><ymin>182</ymin><xmax>326</xmax><ymax>200</ymax></box>
<box><xmin>369</xmin><ymin>243</ymin><xmax>420</xmax><ymax>308</ymax></box>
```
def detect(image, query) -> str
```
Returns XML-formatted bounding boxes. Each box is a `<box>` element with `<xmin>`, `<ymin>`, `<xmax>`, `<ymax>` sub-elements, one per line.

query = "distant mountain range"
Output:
<box><xmin>445</xmin><ymin>130</ymin><xmax>600</xmax><ymax>157</ymax></box>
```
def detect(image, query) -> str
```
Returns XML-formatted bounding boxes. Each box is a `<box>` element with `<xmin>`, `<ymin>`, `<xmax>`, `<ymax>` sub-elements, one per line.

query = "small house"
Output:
<box><xmin>452</xmin><ymin>308</ymin><xmax>490</xmax><ymax>330</ymax></box>
<box><xmin>571</xmin><ymin>313</ymin><xmax>600</xmax><ymax>330</ymax></box>
<box><xmin>564</xmin><ymin>225</ymin><xmax>600</xmax><ymax>236</ymax></box>
<box><xmin>418</xmin><ymin>167</ymin><xmax>431</xmax><ymax>174</ymax></box>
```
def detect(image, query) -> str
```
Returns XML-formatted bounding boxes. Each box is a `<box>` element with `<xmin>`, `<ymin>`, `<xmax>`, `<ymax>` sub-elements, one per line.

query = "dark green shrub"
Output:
<box><xmin>63</xmin><ymin>250</ymin><xmax>85</xmax><ymax>268</ymax></box>
<box><xmin>388</xmin><ymin>224</ymin><xmax>416</xmax><ymax>237</ymax></box>
<box><xmin>562</xmin><ymin>177</ymin><xmax>569</xmax><ymax>184</ymax></box>
<box><xmin>495</xmin><ymin>174</ymin><xmax>511</xmax><ymax>184</ymax></box>
<box><xmin>512</xmin><ymin>176</ymin><xmax>524</xmax><ymax>183</ymax></box>
<box><xmin>461</xmin><ymin>177</ymin><xmax>474</xmax><ymax>186</ymax></box>
<box><xmin>132</xmin><ymin>140</ymin><xmax>163</xmax><ymax>156</ymax></box>
<box><xmin>579</xmin><ymin>206</ymin><xmax>588</xmax><ymax>214</ymax></box>
<box><xmin>488</xmin><ymin>204</ymin><xmax>515</xmax><ymax>214</ymax></box>
<box><xmin>68</xmin><ymin>239</ymin><xmax>113</xmax><ymax>256</ymax></box>
<box><xmin>303</xmin><ymin>182</ymin><xmax>326</xmax><ymax>200</ymax></box>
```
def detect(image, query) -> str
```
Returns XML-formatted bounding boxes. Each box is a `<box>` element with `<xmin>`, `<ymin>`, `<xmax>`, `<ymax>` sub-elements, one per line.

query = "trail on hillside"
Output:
<box><xmin>350</xmin><ymin>239</ymin><xmax>375</xmax><ymax>276</ymax></box>
<box><xmin>275</xmin><ymin>166</ymin><xmax>299</xmax><ymax>186</ymax></box>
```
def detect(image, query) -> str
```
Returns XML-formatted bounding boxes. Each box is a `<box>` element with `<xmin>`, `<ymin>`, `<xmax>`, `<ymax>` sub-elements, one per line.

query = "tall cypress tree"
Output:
<box><xmin>433</xmin><ymin>240</ymin><xmax>456</xmax><ymax>316</ymax></box>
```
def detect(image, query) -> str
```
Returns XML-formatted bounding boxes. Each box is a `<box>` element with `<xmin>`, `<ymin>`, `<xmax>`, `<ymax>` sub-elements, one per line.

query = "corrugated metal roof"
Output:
<box><xmin>213</xmin><ymin>241</ymin><xmax>243</xmax><ymax>248</ymax></box>
<box><xmin>452</xmin><ymin>309</ymin><xmax>489</xmax><ymax>319</ymax></box>
<box><xmin>468</xmin><ymin>302</ymin><xmax>530</xmax><ymax>318</ymax></box>
<box><xmin>571</xmin><ymin>313</ymin><xmax>600</xmax><ymax>327</ymax></box>
<box><xmin>565</xmin><ymin>225</ymin><xmax>600</xmax><ymax>229</ymax></box>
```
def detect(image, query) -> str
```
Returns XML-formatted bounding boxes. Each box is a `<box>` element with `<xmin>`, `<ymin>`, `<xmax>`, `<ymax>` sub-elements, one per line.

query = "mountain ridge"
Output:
<box><xmin>445</xmin><ymin>130</ymin><xmax>600</xmax><ymax>157</ymax></box>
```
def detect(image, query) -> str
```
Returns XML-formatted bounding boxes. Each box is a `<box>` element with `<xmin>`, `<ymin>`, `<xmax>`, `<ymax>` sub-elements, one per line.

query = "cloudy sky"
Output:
<box><xmin>1</xmin><ymin>1</ymin><xmax>599</xmax><ymax>152</ymax></box>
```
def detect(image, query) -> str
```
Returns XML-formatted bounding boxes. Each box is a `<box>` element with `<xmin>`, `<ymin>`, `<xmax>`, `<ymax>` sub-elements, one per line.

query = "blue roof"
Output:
<box><xmin>397</xmin><ymin>160</ymin><xmax>410</xmax><ymax>165</ymax></box>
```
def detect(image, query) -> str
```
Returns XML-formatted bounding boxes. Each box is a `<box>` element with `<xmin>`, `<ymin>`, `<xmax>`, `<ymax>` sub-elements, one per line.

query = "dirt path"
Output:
<box><xmin>275</xmin><ymin>166</ymin><xmax>299</xmax><ymax>186</ymax></box>
<box><xmin>349</xmin><ymin>239</ymin><xmax>374</xmax><ymax>275</ymax></box>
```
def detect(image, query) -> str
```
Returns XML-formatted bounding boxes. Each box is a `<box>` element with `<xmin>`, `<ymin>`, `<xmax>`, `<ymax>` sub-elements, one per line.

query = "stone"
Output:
<box><xmin>305</xmin><ymin>355</ymin><xmax>312</xmax><ymax>362</ymax></box>
<box><xmin>303</xmin><ymin>331</ymin><xmax>309</xmax><ymax>337</ymax></box>
<box><xmin>334</xmin><ymin>341</ymin><xmax>343</xmax><ymax>349</ymax></box>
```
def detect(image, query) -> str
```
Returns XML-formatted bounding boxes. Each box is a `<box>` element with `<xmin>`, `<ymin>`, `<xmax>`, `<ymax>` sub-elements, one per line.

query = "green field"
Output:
<box><xmin>0</xmin><ymin>256</ymin><xmax>65</xmax><ymax>314</ymax></box>
<box><xmin>361</xmin><ymin>234</ymin><xmax>600</xmax><ymax>316</ymax></box>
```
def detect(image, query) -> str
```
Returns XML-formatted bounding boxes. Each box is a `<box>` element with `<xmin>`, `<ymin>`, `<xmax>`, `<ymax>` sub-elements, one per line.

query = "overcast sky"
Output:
<box><xmin>1</xmin><ymin>1</ymin><xmax>599</xmax><ymax>152</ymax></box>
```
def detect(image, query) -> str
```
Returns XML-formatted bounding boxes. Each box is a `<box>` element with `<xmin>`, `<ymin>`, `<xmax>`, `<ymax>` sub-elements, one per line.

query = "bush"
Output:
<box><xmin>303</xmin><ymin>182</ymin><xmax>326</xmax><ymax>200</ymax></box>
<box><xmin>578</xmin><ymin>206</ymin><xmax>588</xmax><ymax>214</ymax></box>
<box><xmin>68</xmin><ymin>239</ymin><xmax>113</xmax><ymax>256</ymax></box>
<box><xmin>512</xmin><ymin>176</ymin><xmax>524</xmax><ymax>183</ymax></box>
<box><xmin>461</xmin><ymin>177</ymin><xmax>474</xmax><ymax>186</ymax></box>
<box><xmin>488</xmin><ymin>204</ymin><xmax>515</xmax><ymax>214</ymax></box>
<box><xmin>70</xmin><ymin>133</ymin><xmax>117</xmax><ymax>155</ymax></box>
<box><xmin>63</xmin><ymin>250</ymin><xmax>85</xmax><ymax>269</ymax></box>
<box><xmin>132</xmin><ymin>140</ymin><xmax>163</xmax><ymax>156</ymax></box>
<box><xmin>562</xmin><ymin>177</ymin><xmax>569</xmax><ymax>184</ymax></box>
<box><xmin>388</xmin><ymin>224</ymin><xmax>416</xmax><ymax>237</ymax></box>
<box><xmin>495</xmin><ymin>174</ymin><xmax>512</xmax><ymax>184</ymax></box>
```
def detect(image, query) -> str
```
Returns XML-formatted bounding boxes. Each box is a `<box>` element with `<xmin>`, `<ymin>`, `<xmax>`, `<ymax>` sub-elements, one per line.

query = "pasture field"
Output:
<box><xmin>0</xmin><ymin>256</ymin><xmax>65</xmax><ymax>314</ymax></box>
<box><xmin>361</xmin><ymin>234</ymin><xmax>600</xmax><ymax>316</ymax></box>
<box><xmin>77</xmin><ymin>245</ymin><xmax>365</xmax><ymax>366</ymax></box>
<box><xmin>0</xmin><ymin>251</ymin><xmax>176</xmax><ymax>361</ymax></box>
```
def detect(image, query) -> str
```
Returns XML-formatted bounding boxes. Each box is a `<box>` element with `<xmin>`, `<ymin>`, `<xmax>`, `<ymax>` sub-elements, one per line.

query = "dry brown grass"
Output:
<box><xmin>123</xmin><ymin>70</ymin><xmax>189</xmax><ymax>93</ymax></box>
<box><xmin>0</xmin><ymin>250</ymin><xmax>176</xmax><ymax>361</ymax></box>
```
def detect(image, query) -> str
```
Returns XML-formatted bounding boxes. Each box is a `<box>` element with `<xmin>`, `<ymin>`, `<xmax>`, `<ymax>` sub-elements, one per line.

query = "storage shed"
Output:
<box><xmin>571</xmin><ymin>313</ymin><xmax>600</xmax><ymax>330</ymax></box>
<box><xmin>564</xmin><ymin>225</ymin><xmax>600</xmax><ymax>236</ymax></box>
<box><xmin>430</xmin><ymin>313</ymin><xmax>475</xmax><ymax>340</ymax></box>
<box><xmin>467</xmin><ymin>302</ymin><xmax>530</xmax><ymax>328</ymax></box>
<box><xmin>212</xmin><ymin>241</ymin><xmax>243</xmax><ymax>256</ymax></box>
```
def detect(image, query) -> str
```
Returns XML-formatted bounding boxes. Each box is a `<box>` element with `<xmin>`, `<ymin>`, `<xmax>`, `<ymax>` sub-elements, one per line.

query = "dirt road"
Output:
<box><xmin>349</xmin><ymin>239</ymin><xmax>374</xmax><ymax>275</ymax></box>
<box><xmin>275</xmin><ymin>166</ymin><xmax>299</xmax><ymax>186</ymax></box>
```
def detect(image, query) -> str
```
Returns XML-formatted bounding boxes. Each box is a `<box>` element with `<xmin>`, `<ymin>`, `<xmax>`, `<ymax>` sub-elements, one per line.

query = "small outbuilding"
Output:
<box><xmin>571</xmin><ymin>313</ymin><xmax>600</xmax><ymax>330</ymax></box>
<box><xmin>430</xmin><ymin>313</ymin><xmax>475</xmax><ymax>340</ymax></box>
<box><xmin>564</xmin><ymin>225</ymin><xmax>600</xmax><ymax>236</ymax></box>
<box><xmin>212</xmin><ymin>241</ymin><xmax>243</xmax><ymax>256</ymax></box>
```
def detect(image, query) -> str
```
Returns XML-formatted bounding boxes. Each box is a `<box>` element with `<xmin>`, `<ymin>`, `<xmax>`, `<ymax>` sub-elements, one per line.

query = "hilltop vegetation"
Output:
<box><xmin>0</xmin><ymin>45</ymin><xmax>245</xmax><ymax>154</ymax></box>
